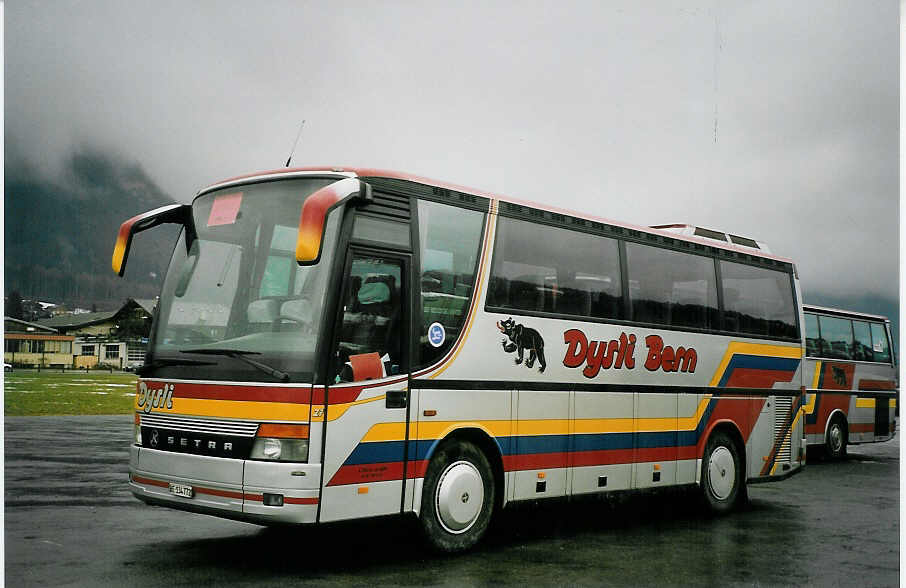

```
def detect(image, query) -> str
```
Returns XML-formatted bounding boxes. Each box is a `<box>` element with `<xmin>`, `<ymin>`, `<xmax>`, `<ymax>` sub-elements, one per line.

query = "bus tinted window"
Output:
<box><xmin>817</xmin><ymin>315</ymin><xmax>853</xmax><ymax>359</ymax></box>
<box><xmin>852</xmin><ymin>320</ymin><xmax>873</xmax><ymax>361</ymax></box>
<box><xmin>418</xmin><ymin>201</ymin><xmax>485</xmax><ymax>367</ymax></box>
<box><xmin>488</xmin><ymin>217</ymin><xmax>622</xmax><ymax>320</ymax></box>
<box><xmin>720</xmin><ymin>261</ymin><xmax>797</xmax><ymax>339</ymax></box>
<box><xmin>626</xmin><ymin>243</ymin><xmax>718</xmax><ymax>329</ymax></box>
<box><xmin>805</xmin><ymin>313</ymin><xmax>820</xmax><ymax>356</ymax></box>
<box><xmin>870</xmin><ymin>322</ymin><xmax>892</xmax><ymax>363</ymax></box>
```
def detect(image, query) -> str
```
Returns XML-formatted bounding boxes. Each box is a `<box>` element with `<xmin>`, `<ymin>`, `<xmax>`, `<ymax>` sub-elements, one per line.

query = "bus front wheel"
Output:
<box><xmin>826</xmin><ymin>416</ymin><xmax>847</xmax><ymax>460</ymax></box>
<box><xmin>700</xmin><ymin>430</ymin><xmax>744</xmax><ymax>514</ymax></box>
<box><xmin>419</xmin><ymin>440</ymin><xmax>495</xmax><ymax>553</ymax></box>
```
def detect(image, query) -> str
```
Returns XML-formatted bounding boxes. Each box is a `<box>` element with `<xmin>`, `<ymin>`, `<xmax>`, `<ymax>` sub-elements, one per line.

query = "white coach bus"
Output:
<box><xmin>115</xmin><ymin>168</ymin><xmax>806</xmax><ymax>552</ymax></box>
<box><xmin>802</xmin><ymin>304</ymin><xmax>897</xmax><ymax>458</ymax></box>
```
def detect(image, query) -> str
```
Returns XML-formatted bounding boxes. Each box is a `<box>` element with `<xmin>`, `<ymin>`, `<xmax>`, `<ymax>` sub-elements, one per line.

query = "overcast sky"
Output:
<box><xmin>5</xmin><ymin>1</ymin><xmax>899</xmax><ymax>308</ymax></box>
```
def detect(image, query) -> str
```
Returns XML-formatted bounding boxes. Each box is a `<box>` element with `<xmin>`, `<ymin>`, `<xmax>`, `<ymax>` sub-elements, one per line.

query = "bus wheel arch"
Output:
<box><xmin>699</xmin><ymin>422</ymin><xmax>747</xmax><ymax>514</ymax></box>
<box><xmin>825</xmin><ymin>411</ymin><xmax>848</xmax><ymax>460</ymax></box>
<box><xmin>423</xmin><ymin>427</ymin><xmax>505</xmax><ymax>512</ymax></box>
<box><xmin>418</xmin><ymin>431</ymin><xmax>500</xmax><ymax>552</ymax></box>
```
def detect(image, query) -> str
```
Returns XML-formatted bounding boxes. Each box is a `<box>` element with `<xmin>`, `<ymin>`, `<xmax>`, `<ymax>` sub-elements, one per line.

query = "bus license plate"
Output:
<box><xmin>169</xmin><ymin>483</ymin><xmax>194</xmax><ymax>498</ymax></box>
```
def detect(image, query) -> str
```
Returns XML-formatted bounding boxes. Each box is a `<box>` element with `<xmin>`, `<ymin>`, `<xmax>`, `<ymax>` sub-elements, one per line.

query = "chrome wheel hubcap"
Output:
<box><xmin>435</xmin><ymin>460</ymin><xmax>483</xmax><ymax>534</ymax></box>
<box><xmin>708</xmin><ymin>446</ymin><xmax>735</xmax><ymax>500</ymax></box>
<box><xmin>829</xmin><ymin>424</ymin><xmax>843</xmax><ymax>453</ymax></box>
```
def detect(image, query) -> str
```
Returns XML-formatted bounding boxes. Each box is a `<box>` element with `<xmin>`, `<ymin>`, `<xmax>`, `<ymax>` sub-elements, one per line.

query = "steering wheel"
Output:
<box><xmin>275</xmin><ymin>314</ymin><xmax>313</xmax><ymax>335</ymax></box>
<box><xmin>276</xmin><ymin>314</ymin><xmax>304</xmax><ymax>324</ymax></box>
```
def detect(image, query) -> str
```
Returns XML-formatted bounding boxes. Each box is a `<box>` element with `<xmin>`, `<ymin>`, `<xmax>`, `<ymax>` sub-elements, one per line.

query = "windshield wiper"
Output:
<box><xmin>136</xmin><ymin>357</ymin><xmax>216</xmax><ymax>377</ymax></box>
<box><xmin>180</xmin><ymin>348</ymin><xmax>290</xmax><ymax>382</ymax></box>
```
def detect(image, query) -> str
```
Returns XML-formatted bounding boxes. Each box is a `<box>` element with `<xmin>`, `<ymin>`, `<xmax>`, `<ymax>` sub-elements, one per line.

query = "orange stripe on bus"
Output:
<box><xmin>257</xmin><ymin>423</ymin><xmax>310</xmax><ymax>438</ymax></box>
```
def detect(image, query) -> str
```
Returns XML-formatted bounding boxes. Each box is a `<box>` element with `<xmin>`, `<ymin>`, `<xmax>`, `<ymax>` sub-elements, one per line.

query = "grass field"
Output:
<box><xmin>4</xmin><ymin>370</ymin><xmax>137</xmax><ymax>416</ymax></box>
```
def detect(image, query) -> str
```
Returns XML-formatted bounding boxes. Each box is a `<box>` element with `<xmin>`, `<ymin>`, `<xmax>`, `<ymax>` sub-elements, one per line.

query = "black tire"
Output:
<box><xmin>700</xmin><ymin>430</ymin><xmax>744</xmax><ymax>514</ymax></box>
<box><xmin>825</xmin><ymin>415</ymin><xmax>848</xmax><ymax>460</ymax></box>
<box><xmin>419</xmin><ymin>440</ymin><xmax>495</xmax><ymax>553</ymax></box>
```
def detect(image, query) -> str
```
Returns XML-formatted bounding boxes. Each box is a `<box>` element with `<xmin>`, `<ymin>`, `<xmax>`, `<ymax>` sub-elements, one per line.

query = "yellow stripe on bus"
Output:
<box><xmin>325</xmin><ymin>394</ymin><xmax>388</xmax><ymax>422</ymax></box>
<box><xmin>811</xmin><ymin>360</ymin><xmax>822</xmax><ymax>389</ymax></box>
<box><xmin>803</xmin><ymin>392</ymin><xmax>817</xmax><ymax>415</ymax></box>
<box><xmin>137</xmin><ymin>397</ymin><xmax>311</xmax><ymax>421</ymax></box>
<box><xmin>361</xmin><ymin>396</ymin><xmax>714</xmax><ymax>442</ymax></box>
<box><xmin>709</xmin><ymin>342</ymin><xmax>803</xmax><ymax>387</ymax></box>
<box><xmin>855</xmin><ymin>398</ymin><xmax>876</xmax><ymax>409</ymax></box>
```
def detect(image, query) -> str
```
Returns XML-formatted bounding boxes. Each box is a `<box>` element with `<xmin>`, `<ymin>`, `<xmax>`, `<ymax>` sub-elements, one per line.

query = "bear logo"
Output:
<box><xmin>497</xmin><ymin>317</ymin><xmax>546</xmax><ymax>373</ymax></box>
<box><xmin>832</xmin><ymin>366</ymin><xmax>847</xmax><ymax>387</ymax></box>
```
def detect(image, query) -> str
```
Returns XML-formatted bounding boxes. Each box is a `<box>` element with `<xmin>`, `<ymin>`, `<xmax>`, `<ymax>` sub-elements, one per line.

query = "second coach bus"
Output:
<box><xmin>116</xmin><ymin>167</ymin><xmax>806</xmax><ymax>552</ymax></box>
<box><xmin>802</xmin><ymin>304</ymin><xmax>897</xmax><ymax>458</ymax></box>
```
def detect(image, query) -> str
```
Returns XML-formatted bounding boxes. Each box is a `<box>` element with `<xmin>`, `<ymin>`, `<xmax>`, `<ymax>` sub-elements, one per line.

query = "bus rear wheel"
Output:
<box><xmin>700</xmin><ymin>430</ymin><xmax>744</xmax><ymax>514</ymax></box>
<box><xmin>419</xmin><ymin>440</ymin><xmax>495</xmax><ymax>553</ymax></box>
<box><xmin>825</xmin><ymin>416</ymin><xmax>847</xmax><ymax>460</ymax></box>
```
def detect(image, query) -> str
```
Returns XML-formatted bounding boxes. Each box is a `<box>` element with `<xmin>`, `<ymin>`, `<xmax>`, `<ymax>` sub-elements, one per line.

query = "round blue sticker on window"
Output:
<box><xmin>428</xmin><ymin>322</ymin><xmax>446</xmax><ymax>348</ymax></box>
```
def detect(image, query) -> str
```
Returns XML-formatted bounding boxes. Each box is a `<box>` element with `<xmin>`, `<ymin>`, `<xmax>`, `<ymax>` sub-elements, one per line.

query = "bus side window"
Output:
<box><xmin>719</xmin><ymin>261</ymin><xmax>797</xmax><ymax>339</ymax></box>
<box><xmin>417</xmin><ymin>201</ymin><xmax>485</xmax><ymax>368</ymax></box>
<box><xmin>852</xmin><ymin>320</ymin><xmax>873</xmax><ymax>361</ymax></box>
<box><xmin>487</xmin><ymin>217</ymin><xmax>624</xmax><ymax>321</ymax></box>
<box><xmin>804</xmin><ymin>313</ymin><xmax>820</xmax><ymax>357</ymax></box>
<box><xmin>626</xmin><ymin>242</ymin><xmax>718</xmax><ymax>330</ymax></box>
<box><xmin>817</xmin><ymin>315</ymin><xmax>853</xmax><ymax>360</ymax></box>
<box><xmin>870</xmin><ymin>322</ymin><xmax>892</xmax><ymax>363</ymax></box>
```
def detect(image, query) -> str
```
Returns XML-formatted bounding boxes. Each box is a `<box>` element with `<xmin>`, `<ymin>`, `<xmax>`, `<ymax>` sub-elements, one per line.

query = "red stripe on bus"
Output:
<box><xmin>326</xmin><ymin>446</ymin><xmax>703</xmax><ymax>488</ymax></box>
<box><xmin>503</xmin><ymin>452</ymin><xmax>570</xmax><ymax>470</ymax></box>
<box><xmin>132</xmin><ymin>475</ymin><xmax>168</xmax><ymax>488</ymax></box>
<box><xmin>698</xmin><ymin>397</ymin><xmax>766</xmax><ymax>456</ymax></box>
<box><xmin>146</xmin><ymin>381</ymin><xmax>312</xmax><ymax>404</ymax></box>
<box><xmin>858</xmin><ymin>380</ymin><xmax>896</xmax><ymax>391</ymax></box>
<box><xmin>133</xmin><ymin>475</ymin><xmax>316</xmax><ymax>504</ymax></box>
<box><xmin>311</xmin><ymin>376</ymin><xmax>410</xmax><ymax>405</ymax></box>
<box><xmin>723</xmin><ymin>369</ymin><xmax>796</xmax><ymax>389</ymax></box>
<box><xmin>284</xmin><ymin>497</ymin><xmax>319</xmax><ymax>505</ymax></box>
<box><xmin>849</xmin><ymin>423</ymin><xmax>875</xmax><ymax>433</ymax></box>
<box><xmin>132</xmin><ymin>474</ymin><xmax>243</xmax><ymax>499</ymax></box>
<box><xmin>804</xmin><ymin>393</ymin><xmax>850</xmax><ymax>435</ymax></box>
<box><xmin>327</xmin><ymin>462</ymin><xmax>407</xmax><ymax>486</ymax></box>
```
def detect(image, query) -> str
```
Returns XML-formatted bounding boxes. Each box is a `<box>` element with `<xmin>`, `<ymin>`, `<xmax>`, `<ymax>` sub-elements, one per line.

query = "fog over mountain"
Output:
<box><xmin>5</xmin><ymin>145</ymin><xmax>180</xmax><ymax>309</ymax></box>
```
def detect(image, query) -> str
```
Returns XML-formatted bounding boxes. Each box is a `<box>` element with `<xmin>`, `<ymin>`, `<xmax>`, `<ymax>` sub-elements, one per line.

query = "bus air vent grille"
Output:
<box><xmin>140</xmin><ymin>414</ymin><xmax>259</xmax><ymax>437</ymax></box>
<box><xmin>773</xmin><ymin>396</ymin><xmax>793</xmax><ymax>462</ymax></box>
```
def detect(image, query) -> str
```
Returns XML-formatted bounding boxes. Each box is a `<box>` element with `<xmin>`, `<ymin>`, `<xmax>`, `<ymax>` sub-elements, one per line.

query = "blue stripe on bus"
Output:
<box><xmin>342</xmin><ymin>397</ymin><xmax>723</xmax><ymax>467</ymax></box>
<box><xmin>717</xmin><ymin>355</ymin><xmax>800</xmax><ymax>388</ymax></box>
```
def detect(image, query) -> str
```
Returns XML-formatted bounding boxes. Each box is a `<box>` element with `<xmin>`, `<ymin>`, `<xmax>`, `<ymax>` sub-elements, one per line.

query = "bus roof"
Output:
<box><xmin>201</xmin><ymin>166</ymin><xmax>796</xmax><ymax>265</ymax></box>
<box><xmin>802</xmin><ymin>304</ymin><xmax>890</xmax><ymax>322</ymax></box>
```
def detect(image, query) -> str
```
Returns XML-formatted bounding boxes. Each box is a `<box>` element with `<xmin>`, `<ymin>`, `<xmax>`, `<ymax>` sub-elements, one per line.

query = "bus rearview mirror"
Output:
<box><xmin>112</xmin><ymin>203</ymin><xmax>194</xmax><ymax>277</ymax></box>
<box><xmin>296</xmin><ymin>178</ymin><xmax>372</xmax><ymax>266</ymax></box>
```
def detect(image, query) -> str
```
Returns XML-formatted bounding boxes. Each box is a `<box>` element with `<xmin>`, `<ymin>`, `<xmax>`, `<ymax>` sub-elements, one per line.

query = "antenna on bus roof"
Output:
<box><xmin>284</xmin><ymin>120</ymin><xmax>306</xmax><ymax>168</ymax></box>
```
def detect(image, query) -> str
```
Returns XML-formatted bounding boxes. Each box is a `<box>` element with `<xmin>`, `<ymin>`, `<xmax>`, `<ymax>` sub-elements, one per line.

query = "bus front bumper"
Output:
<box><xmin>129</xmin><ymin>445</ymin><xmax>321</xmax><ymax>524</ymax></box>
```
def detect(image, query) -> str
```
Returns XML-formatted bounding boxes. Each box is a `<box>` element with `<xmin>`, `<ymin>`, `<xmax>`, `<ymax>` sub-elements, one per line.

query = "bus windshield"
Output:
<box><xmin>146</xmin><ymin>177</ymin><xmax>341</xmax><ymax>382</ymax></box>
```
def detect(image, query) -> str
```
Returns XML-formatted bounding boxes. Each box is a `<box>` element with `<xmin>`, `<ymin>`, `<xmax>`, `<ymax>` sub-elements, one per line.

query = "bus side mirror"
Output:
<box><xmin>296</xmin><ymin>178</ymin><xmax>372</xmax><ymax>266</ymax></box>
<box><xmin>112</xmin><ymin>203</ymin><xmax>194</xmax><ymax>277</ymax></box>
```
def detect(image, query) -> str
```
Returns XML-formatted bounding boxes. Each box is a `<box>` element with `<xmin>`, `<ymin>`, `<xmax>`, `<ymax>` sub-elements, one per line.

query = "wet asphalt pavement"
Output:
<box><xmin>5</xmin><ymin>415</ymin><xmax>899</xmax><ymax>586</ymax></box>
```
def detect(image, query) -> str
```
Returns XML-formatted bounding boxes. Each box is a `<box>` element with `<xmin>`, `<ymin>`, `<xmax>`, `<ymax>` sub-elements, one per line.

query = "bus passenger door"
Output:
<box><xmin>318</xmin><ymin>251</ymin><xmax>412</xmax><ymax>523</ymax></box>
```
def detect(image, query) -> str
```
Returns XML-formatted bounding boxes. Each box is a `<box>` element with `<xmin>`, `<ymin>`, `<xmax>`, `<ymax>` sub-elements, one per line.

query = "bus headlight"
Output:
<box><xmin>134</xmin><ymin>413</ymin><xmax>142</xmax><ymax>446</ymax></box>
<box><xmin>250</xmin><ymin>438</ymin><xmax>309</xmax><ymax>462</ymax></box>
<box><xmin>250</xmin><ymin>423</ymin><xmax>310</xmax><ymax>462</ymax></box>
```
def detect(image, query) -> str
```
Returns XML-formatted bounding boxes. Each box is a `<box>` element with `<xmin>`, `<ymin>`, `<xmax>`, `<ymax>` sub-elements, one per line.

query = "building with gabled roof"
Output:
<box><xmin>4</xmin><ymin>317</ymin><xmax>75</xmax><ymax>368</ymax></box>
<box><xmin>34</xmin><ymin>298</ymin><xmax>155</xmax><ymax>370</ymax></box>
